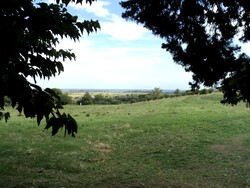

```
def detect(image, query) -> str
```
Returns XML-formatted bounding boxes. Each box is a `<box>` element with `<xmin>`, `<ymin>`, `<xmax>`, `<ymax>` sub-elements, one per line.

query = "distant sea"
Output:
<box><xmin>61</xmin><ymin>88</ymin><xmax>183</xmax><ymax>93</ymax></box>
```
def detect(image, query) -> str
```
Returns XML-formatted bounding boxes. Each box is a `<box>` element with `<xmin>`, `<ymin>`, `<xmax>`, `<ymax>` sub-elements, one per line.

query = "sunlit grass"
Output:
<box><xmin>1</xmin><ymin>92</ymin><xmax>250</xmax><ymax>187</ymax></box>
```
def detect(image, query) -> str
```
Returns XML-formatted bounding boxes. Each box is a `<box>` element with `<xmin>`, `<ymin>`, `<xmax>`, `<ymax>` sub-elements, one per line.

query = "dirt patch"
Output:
<box><xmin>111</xmin><ymin>123</ymin><xmax>131</xmax><ymax>129</ymax></box>
<box><xmin>93</xmin><ymin>143</ymin><xmax>112</xmax><ymax>153</ymax></box>
<box><xmin>211</xmin><ymin>134</ymin><xmax>250</xmax><ymax>156</ymax></box>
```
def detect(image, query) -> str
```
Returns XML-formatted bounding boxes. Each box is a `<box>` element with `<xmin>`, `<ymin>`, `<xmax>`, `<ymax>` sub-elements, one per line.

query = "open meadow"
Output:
<box><xmin>1</xmin><ymin>93</ymin><xmax>250</xmax><ymax>187</ymax></box>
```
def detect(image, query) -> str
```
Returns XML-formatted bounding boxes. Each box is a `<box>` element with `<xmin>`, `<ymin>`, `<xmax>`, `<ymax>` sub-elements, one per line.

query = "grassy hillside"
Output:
<box><xmin>1</xmin><ymin>93</ymin><xmax>250</xmax><ymax>187</ymax></box>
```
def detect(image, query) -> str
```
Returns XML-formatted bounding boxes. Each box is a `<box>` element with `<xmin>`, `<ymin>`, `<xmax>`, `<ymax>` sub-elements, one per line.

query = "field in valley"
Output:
<box><xmin>0</xmin><ymin>93</ymin><xmax>250</xmax><ymax>187</ymax></box>
<box><xmin>66</xmin><ymin>89</ymin><xmax>150</xmax><ymax>100</ymax></box>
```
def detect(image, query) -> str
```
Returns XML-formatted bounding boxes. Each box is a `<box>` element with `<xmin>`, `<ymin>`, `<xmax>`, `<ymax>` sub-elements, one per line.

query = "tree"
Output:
<box><xmin>52</xmin><ymin>88</ymin><xmax>73</xmax><ymax>105</ymax></box>
<box><xmin>93</xmin><ymin>94</ymin><xmax>109</xmax><ymax>104</ymax></box>
<box><xmin>0</xmin><ymin>0</ymin><xmax>100</xmax><ymax>136</ymax></box>
<box><xmin>173</xmin><ymin>89</ymin><xmax>181</xmax><ymax>97</ymax></box>
<box><xmin>78</xmin><ymin>92</ymin><xmax>93</xmax><ymax>105</ymax></box>
<box><xmin>59</xmin><ymin>93</ymin><xmax>73</xmax><ymax>105</ymax></box>
<box><xmin>120</xmin><ymin>0</ymin><xmax>250</xmax><ymax>105</ymax></box>
<box><xmin>149</xmin><ymin>87</ymin><xmax>165</xmax><ymax>99</ymax></box>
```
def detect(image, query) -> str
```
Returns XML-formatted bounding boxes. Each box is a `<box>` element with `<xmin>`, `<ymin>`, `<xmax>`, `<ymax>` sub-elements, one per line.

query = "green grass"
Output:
<box><xmin>1</xmin><ymin>93</ymin><xmax>250</xmax><ymax>187</ymax></box>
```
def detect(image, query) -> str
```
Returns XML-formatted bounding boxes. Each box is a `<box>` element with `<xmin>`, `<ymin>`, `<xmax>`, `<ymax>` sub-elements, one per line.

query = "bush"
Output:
<box><xmin>77</xmin><ymin>92</ymin><xmax>93</xmax><ymax>105</ymax></box>
<box><xmin>75</xmin><ymin>88</ymin><xmax>215</xmax><ymax>106</ymax></box>
<box><xmin>199</xmin><ymin>88</ymin><xmax>214</xmax><ymax>95</ymax></box>
<box><xmin>149</xmin><ymin>87</ymin><xmax>165</xmax><ymax>100</ymax></box>
<box><xmin>51</xmin><ymin>88</ymin><xmax>73</xmax><ymax>105</ymax></box>
<box><xmin>59</xmin><ymin>93</ymin><xmax>73</xmax><ymax>105</ymax></box>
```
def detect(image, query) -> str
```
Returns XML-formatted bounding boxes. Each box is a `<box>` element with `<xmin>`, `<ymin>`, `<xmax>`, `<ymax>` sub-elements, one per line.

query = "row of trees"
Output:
<box><xmin>77</xmin><ymin>88</ymin><xmax>214</xmax><ymax>105</ymax></box>
<box><xmin>3</xmin><ymin>87</ymin><xmax>215</xmax><ymax>106</ymax></box>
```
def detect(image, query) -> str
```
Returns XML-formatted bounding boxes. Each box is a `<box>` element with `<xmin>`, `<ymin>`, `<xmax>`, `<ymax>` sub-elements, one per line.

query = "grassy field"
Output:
<box><xmin>67</xmin><ymin>90</ymin><xmax>149</xmax><ymax>99</ymax></box>
<box><xmin>1</xmin><ymin>93</ymin><xmax>250</xmax><ymax>187</ymax></box>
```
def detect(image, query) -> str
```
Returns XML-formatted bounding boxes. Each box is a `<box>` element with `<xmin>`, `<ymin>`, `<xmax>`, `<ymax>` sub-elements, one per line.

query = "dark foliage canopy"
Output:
<box><xmin>121</xmin><ymin>0</ymin><xmax>250</xmax><ymax>105</ymax></box>
<box><xmin>0</xmin><ymin>0</ymin><xmax>100</xmax><ymax>136</ymax></box>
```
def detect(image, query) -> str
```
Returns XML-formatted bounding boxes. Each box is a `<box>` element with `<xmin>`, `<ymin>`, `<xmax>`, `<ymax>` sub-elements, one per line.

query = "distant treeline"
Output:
<box><xmin>76</xmin><ymin>88</ymin><xmax>214</xmax><ymax>105</ymax></box>
<box><xmin>3</xmin><ymin>88</ymin><xmax>214</xmax><ymax>106</ymax></box>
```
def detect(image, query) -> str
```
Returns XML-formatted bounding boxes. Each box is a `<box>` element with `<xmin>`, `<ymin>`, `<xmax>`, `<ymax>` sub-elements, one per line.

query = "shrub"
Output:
<box><xmin>78</xmin><ymin>92</ymin><xmax>93</xmax><ymax>105</ymax></box>
<box><xmin>51</xmin><ymin>88</ymin><xmax>73</xmax><ymax>105</ymax></box>
<box><xmin>59</xmin><ymin>93</ymin><xmax>73</xmax><ymax>105</ymax></box>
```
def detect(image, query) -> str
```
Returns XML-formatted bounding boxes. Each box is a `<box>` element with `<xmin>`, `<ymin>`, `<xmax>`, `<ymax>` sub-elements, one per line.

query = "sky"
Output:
<box><xmin>35</xmin><ymin>0</ymin><xmax>194</xmax><ymax>90</ymax></box>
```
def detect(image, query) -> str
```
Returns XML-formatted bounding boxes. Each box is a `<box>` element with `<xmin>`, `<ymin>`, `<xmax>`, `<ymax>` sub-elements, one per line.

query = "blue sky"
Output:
<box><xmin>36</xmin><ymin>0</ymin><xmax>195</xmax><ymax>90</ymax></box>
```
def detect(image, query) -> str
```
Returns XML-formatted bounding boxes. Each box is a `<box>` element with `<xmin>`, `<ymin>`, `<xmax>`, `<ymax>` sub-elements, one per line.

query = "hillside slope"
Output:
<box><xmin>1</xmin><ymin>93</ymin><xmax>250</xmax><ymax>187</ymax></box>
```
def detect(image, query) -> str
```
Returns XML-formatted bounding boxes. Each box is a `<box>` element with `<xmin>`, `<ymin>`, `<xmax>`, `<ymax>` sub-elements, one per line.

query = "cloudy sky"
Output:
<box><xmin>37</xmin><ymin>0</ymin><xmax>194</xmax><ymax>90</ymax></box>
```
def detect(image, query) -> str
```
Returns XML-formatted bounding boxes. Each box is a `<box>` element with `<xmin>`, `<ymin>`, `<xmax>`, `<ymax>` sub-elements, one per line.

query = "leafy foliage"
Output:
<box><xmin>0</xmin><ymin>0</ymin><xmax>100</xmax><ymax>136</ymax></box>
<box><xmin>0</xmin><ymin>111</ymin><xmax>10</xmax><ymax>123</ymax></box>
<box><xmin>52</xmin><ymin>88</ymin><xmax>73</xmax><ymax>105</ymax></box>
<box><xmin>78</xmin><ymin>92</ymin><xmax>93</xmax><ymax>105</ymax></box>
<box><xmin>76</xmin><ymin>88</ymin><xmax>214</xmax><ymax>105</ymax></box>
<box><xmin>121</xmin><ymin>0</ymin><xmax>250</xmax><ymax>105</ymax></box>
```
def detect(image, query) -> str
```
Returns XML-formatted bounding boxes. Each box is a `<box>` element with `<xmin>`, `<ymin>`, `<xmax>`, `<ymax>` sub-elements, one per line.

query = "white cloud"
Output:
<box><xmin>36</xmin><ymin>36</ymin><xmax>192</xmax><ymax>90</ymax></box>
<box><xmin>241</xmin><ymin>42</ymin><xmax>250</xmax><ymax>55</ymax></box>
<box><xmin>100</xmin><ymin>15</ymin><xmax>150</xmax><ymax>41</ymax></box>
<box><xmin>70</xmin><ymin>0</ymin><xmax>111</xmax><ymax>18</ymax></box>
<box><xmin>67</xmin><ymin>0</ymin><xmax>150</xmax><ymax>41</ymax></box>
<box><xmin>35</xmin><ymin>0</ymin><xmax>193</xmax><ymax>90</ymax></box>
<box><xmin>45</xmin><ymin>0</ymin><xmax>111</xmax><ymax>18</ymax></box>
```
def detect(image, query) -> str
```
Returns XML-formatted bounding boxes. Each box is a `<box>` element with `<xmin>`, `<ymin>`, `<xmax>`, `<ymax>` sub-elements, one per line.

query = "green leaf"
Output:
<box><xmin>30</xmin><ymin>83</ymin><xmax>42</xmax><ymax>92</ymax></box>
<box><xmin>37</xmin><ymin>113</ymin><xmax>43</xmax><ymax>125</ymax></box>
<box><xmin>45</xmin><ymin>88</ymin><xmax>60</xmax><ymax>100</ymax></box>
<box><xmin>0</xmin><ymin>112</ymin><xmax>11</xmax><ymax>123</ymax></box>
<box><xmin>4</xmin><ymin>112</ymin><xmax>10</xmax><ymax>123</ymax></box>
<box><xmin>45</xmin><ymin>116</ymin><xmax>63</xmax><ymax>136</ymax></box>
<box><xmin>65</xmin><ymin>114</ymin><xmax>78</xmax><ymax>137</ymax></box>
<box><xmin>52</xmin><ymin>119</ymin><xmax>62</xmax><ymax>136</ymax></box>
<box><xmin>56</xmin><ymin>103</ymin><xmax>64</xmax><ymax>109</ymax></box>
<box><xmin>45</xmin><ymin>116</ymin><xmax>56</xmax><ymax>130</ymax></box>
